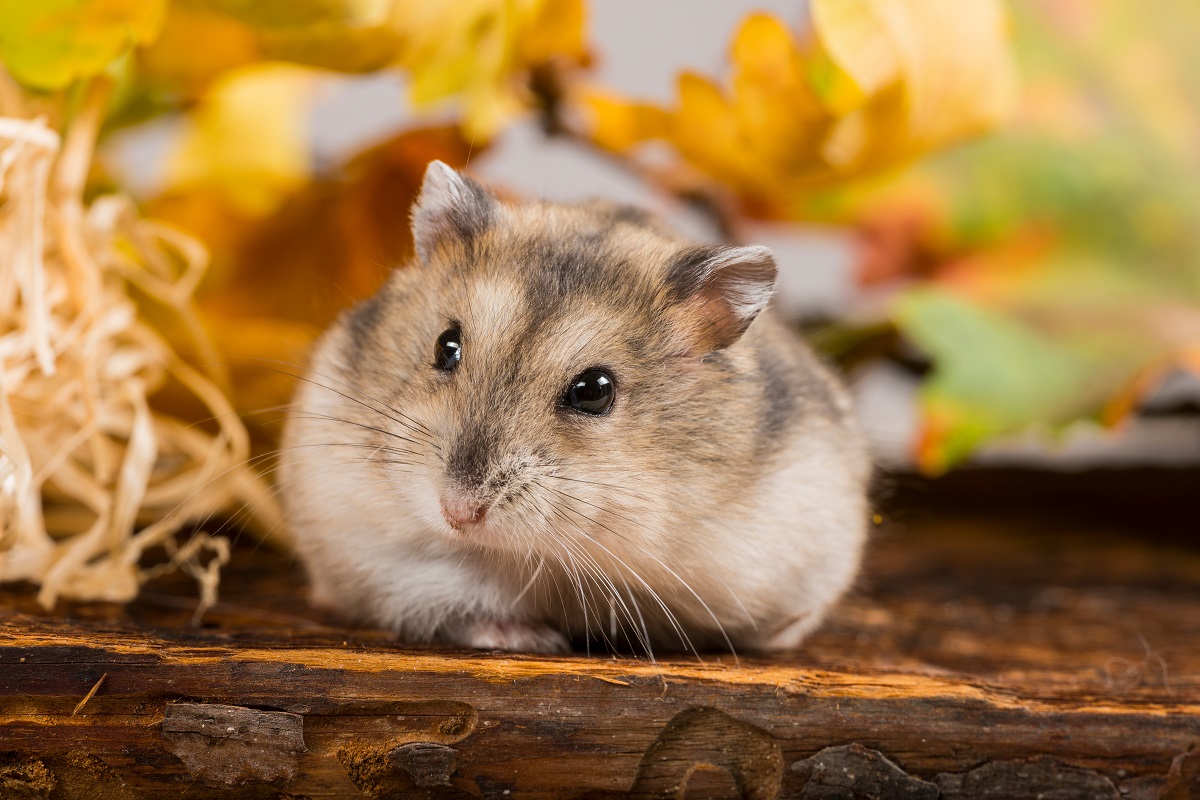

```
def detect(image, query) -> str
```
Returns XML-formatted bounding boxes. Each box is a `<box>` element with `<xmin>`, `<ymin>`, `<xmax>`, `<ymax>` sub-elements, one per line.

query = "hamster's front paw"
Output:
<box><xmin>456</xmin><ymin>620</ymin><xmax>571</xmax><ymax>654</ymax></box>
<box><xmin>754</xmin><ymin>611</ymin><xmax>818</xmax><ymax>652</ymax></box>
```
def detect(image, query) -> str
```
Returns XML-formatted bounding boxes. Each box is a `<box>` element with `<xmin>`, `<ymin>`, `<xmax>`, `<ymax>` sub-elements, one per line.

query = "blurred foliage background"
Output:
<box><xmin>2</xmin><ymin>0</ymin><xmax>1198</xmax><ymax>508</ymax></box>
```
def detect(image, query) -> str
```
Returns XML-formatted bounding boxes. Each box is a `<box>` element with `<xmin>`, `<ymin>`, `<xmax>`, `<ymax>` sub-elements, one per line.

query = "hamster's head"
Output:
<box><xmin>326</xmin><ymin>161</ymin><xmax>779</xmax><ymax>562</ymax></box>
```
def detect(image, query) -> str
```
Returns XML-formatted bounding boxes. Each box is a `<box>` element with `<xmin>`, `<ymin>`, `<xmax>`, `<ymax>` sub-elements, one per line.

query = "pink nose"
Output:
<box><xmin>441</xmin><ymin>497</ymin><xmax>488</xmax><ymax>530</ymax></box>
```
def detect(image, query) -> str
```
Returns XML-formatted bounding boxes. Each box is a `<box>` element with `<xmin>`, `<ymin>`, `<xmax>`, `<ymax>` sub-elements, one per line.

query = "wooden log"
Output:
<box><xmin>1</xmin><ymin>498</ymin><xmax>1199</xmax><ymax>798</ymax></box>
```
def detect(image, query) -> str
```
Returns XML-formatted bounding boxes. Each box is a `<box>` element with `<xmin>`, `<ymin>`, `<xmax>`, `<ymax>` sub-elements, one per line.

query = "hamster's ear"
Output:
<box><xmin>666</xmin><ymin>244</ymin><xmax>778</xmax><ymax>351</ymax></box>
<box><xmin>411</xmin><ymin>160</ymin><xmax>497</xmax><ymax>262</ymax></box>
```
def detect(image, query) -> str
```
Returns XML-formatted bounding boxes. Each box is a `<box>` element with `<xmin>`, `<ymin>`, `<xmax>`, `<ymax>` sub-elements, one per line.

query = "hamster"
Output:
<box><xmin>280</xmin><ymin>161</ymin><xmax>870</xmax><ymax>655</ymax></box>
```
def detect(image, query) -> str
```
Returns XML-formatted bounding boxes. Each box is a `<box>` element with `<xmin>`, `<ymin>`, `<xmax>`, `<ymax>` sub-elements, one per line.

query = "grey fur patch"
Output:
<box><xmin>439</xmin><ymin>177</ymin><xmax>494</xmax><ymax>245</ymax></box>
<box><xmin>605</xmin><ymin>204</ymin><xmax>658</xmax><ymax>229</ymax></box>
<box><xmin>756</xmin><ymin>348</ymin><xmax>798</xmax><ymax>453</ymax></box>
<box><xmin>517</xmin><ymin>236</ymin><xmax>641</xmax><ymax>317</ymax></box>
<box><xmin>664</xmin><ymin>245</ymin><xmax>715</xmax><ymax>301</ymax></box>
<box><xmin>344</xmin><ymin>292</ymin><xmax>387</xmax><ymax>357</ymax></box>
<box><xmin>445</xmin><ymin>427</ymin><xmax>496</xmax><ymax>490</ymax></box>
<box><xmin>411</xmin><ymin>162</ymin><xmax>496</xmax><ymax>262</ymax></box>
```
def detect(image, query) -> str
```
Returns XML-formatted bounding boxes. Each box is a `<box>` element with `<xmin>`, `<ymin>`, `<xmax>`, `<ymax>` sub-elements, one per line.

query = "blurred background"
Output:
<box><xmin>3</xmin><ymin>0</ymin><xmax>1200</xmax><ymax>603</ymax></box>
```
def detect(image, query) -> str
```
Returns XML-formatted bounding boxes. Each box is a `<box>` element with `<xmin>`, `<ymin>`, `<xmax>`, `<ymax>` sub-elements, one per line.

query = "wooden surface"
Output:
<box><xmin>2</xmin><ymin>471</ymin><xmax>1199</xmax><ymax>799</ymax></box>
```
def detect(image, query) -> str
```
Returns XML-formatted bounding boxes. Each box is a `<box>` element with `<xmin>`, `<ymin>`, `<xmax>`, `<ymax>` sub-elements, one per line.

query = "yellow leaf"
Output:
<box><xmin>258</xmin><ymin>21</ymin><xmax>401</xmax><ymax>73</ymax></box>
<box><xmin>390</xmin><ymin>0</ymin><xmax>587</xmax><ymax>139</ymax></box>
<box><xmin>811</xmin><ymin>0</ymin><xmax>1016</xmax><ymax>170</ymax></box>
<box><xmin>139</xmin><ymin>2</ymin><xmax>400</xmax><ymax>85</ymax></box>
<box><xmin>671</xmin><ymin>72</ymin><xmax>764</xmax><ymax>191</ymax></box>
<box><xmin>518</xmin><ymin>0</ymin><xmax>586</xmax><ymax>64</ymax></box>
<box><xmin>138</xmin><ymin>4</ymin><xmax>260</xmax><ymax>92</ymax></box>
<box><xmin>187</xmin><ymin>0</ymin><xmax>391</xmax><ymax>29</ymax></box>
<box><xmin>728</xmin><ymin>14</ymin><xmax>827</xmax><ymax>179</ymax></box>
<box><xmin>163</xmin><ymin>64</ymin><xmax>315</xmax><ymax>216</ymax></box>
<box><xmin>141</xmin><ymin>0</ymin><xmax>584</xmax><ymax>138</ymax></box>
<box><xmin>189</xmin><ymin>0</ymin><xmax>399</xmax><ymax>74</ymax></box>
<box><xmin>807</xmin><ymin>0</ymin><xmax>898</xmax><ymax>116</ymax></box>
<box><xmin>0</xmin><ymin>0</ymin><xmax>166</xmax><ymax>90</ymax></box>
<box><xmin>573</xmin><ymin>2</ymin><xmax>1014</xmax><ymax>208</ymax></box>
<box><xmin>577</xmin><ymin>87</ymin><xmax>669</xmax><ymax>152</ymax></box>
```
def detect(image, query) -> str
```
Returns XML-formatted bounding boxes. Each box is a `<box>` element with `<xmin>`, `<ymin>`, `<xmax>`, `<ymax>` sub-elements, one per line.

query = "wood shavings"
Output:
<box><xmin>0</xmin><ymin>77</ymin><xmax>281</xmax><ymax>614</ymax></box>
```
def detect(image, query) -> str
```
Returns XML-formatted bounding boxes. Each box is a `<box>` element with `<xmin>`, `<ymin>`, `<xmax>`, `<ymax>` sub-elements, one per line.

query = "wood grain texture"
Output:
<box><xmin>2</xmin><ymin>483</ymin><xmax>1199</xmax><ymax>798</ymax></box>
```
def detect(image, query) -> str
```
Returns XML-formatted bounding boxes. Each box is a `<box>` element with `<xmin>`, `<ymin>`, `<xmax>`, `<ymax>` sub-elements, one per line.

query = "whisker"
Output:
<box><xmin>568</xmin><ymin>535</ymin><xmax>649</xmax><ymax>656</ymax></box>
<box><xmin>285</xmin><ymin>410</ymin><xmax>432</xmax><ymax>450</ymax></box>
<box><xmin>615</xmin><ymin>570</ymin><xmax>655</xmax><ymax>660</ymax></box>
<box><xmin>509</xmin><ymin>556</ymin><xmax>545</xmax><ymax>608</ymax></box>
<box><xmin>533</xmin><ymin>481</ymin><xmax>693</xmax><ymax>657</ymax></box>
<box><xmin>539</xmin><ymin>472</ymin><xmax>654</xmax><ymax>503</ymax></box>
<box><xmin>244</xmin><ymin>357</ymin><xmax>436</xmax><ymax>439</ymax></box>
<box><xmin>547</xmin><ymin>491</ymin><xmax>722</xmax><ymax>659</ymax></box>
<box><xmin>548</xmin><ymin>526</ymin><xmax>631</xmax><ymax>655</ymax></box>
<box><xmin>555</xmin><ymin>537</ymin><xmax>593</xmax><ymax>657</ymax></box>
<box><xmin>540</xmin><ymin>484</ymin><xmax>641</xmax><ymax>533</ymax></box>
<box><xmin>289</xmin><ymin>411</ymin><xmax>436</xmax><ymax>453</ymax></box>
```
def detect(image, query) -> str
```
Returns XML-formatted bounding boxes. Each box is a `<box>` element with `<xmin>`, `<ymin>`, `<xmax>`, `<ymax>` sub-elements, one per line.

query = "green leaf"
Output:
<box><xmin>0</xmin><ymin>0</ymin><xmax>166</xmax><ymax>90</ymax></box>
<box><xmin>894</xmin><ymin>289</ymin><xmax>1120</xmax><ymax>473</ymax></box>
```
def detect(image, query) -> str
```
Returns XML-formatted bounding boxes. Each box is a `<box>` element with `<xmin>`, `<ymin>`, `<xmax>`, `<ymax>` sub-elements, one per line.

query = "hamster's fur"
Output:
<box><xmin>280</xmin><ymin>161</ymin><xmax>870</xmax><ymax>654</ymax></box>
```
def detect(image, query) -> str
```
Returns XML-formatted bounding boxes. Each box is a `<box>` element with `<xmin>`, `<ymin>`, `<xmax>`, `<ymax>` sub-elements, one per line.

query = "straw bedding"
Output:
<box><xmin>0</xmin><ymin>80</ymin><xmax>279</xmax><ymax>615</ymax></box>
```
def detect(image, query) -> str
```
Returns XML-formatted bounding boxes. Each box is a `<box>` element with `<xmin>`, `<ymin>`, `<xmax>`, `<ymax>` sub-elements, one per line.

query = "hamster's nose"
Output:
<box><xmin>441</xmin><ymin>496</ymin><xmax>489</xmax><ymax>530</ymax></box>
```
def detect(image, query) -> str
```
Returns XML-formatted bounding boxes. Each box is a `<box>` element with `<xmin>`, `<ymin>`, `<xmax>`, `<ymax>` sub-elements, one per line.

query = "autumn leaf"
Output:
<box><xmin>0</xmin><ymin>0</ymin><xmax>166</xmax><ymax>90</ymax></box>
<box><xmin>256</xmin><ymin>22</ymin><xmax>401</xmax><ymax>74</ymax></box>
<box><xmin>201</xmin><ymin>124</ymin><xmax>476</xmax><ymax>328</ymax></box>
<box><xmin>137</xmin><ymin>3</ymin><xmax>261</xmax><ymax>93</ymax></box>
<box><xmin>189</xmin><ymin>0</ymin><xmax>390</xmax><ymax>30</ymax></box>
<box><xmin>807</xmin><ymin>0</ymin><xmax>1014</xmax><ymax>172</ymax></box>
<box><xmin>138</xmin><ymin>1</ymin><xmax>405</xmax><ymax>97</ymax></box>
<box><xmin>577</xmin><ymin>0</ymin><xmax>1013</xmax><ymax>209</ymax></box>
<box><xmin>575</xmin><ymin>88</ymin><xmax>668</xmax><ymax>153</ymax></box>
<box><xmin>136</xmin><ymin>0</ymin><xmax>587</xmax><ymax>137</ymax></box>
<box><xmin>391</xmin><ymin>0</ymin><xmax>587</xmax><ymax>139</ymax></box>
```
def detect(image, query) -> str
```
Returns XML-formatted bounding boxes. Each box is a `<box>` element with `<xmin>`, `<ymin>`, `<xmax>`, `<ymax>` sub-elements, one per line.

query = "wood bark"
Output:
<box><xmin>2</xmin><ymin>498</ymin><xmax>1198</xmax><ymax>798</ymax></box>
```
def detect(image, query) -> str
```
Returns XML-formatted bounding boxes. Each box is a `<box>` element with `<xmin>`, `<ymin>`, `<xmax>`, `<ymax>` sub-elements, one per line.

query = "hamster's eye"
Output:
<box><xmin>564</xmin><ymin>368</ymin><xmax>615</xmax><ymax>416</ymax></box>
<box><xmin>434</xmin><ymin>327</ymin><xmax>462</xmax><ymax>371</ymax></box>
